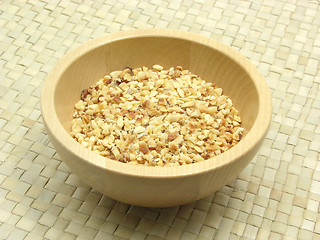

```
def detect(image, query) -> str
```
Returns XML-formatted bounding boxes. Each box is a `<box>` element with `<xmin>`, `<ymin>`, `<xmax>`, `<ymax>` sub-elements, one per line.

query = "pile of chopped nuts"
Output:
<box><xmin>70</xmin><ymin>65</ymin><xmax>244</xmax><ymax>166</ymax></box>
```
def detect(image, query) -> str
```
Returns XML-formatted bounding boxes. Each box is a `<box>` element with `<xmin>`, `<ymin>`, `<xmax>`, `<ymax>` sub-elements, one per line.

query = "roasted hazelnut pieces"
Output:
<box><xmin>71</xmin><ymin>65</ymin><xmax>244</xmax><ymax>166</ymax></box>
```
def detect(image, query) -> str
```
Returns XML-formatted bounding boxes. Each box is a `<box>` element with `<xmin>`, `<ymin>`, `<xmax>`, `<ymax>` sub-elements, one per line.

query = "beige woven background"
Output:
<box><xmin>1</xmin><ymin>0</ymin><xmax>319</xmax><ymax>239</ymax></box>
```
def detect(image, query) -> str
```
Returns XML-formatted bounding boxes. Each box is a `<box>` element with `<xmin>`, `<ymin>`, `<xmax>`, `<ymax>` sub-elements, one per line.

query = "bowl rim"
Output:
<box><xmin>41</xmin><ymin>28</ymin><xmax>272</xmax><ymax>178</ymax></box>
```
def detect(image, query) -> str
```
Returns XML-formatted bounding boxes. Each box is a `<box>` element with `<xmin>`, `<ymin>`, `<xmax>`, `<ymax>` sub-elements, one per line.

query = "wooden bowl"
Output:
<box><xmin>41</xmin><ymin>29</ymin><xmax>272</xmax><ymax>207</ymax></box>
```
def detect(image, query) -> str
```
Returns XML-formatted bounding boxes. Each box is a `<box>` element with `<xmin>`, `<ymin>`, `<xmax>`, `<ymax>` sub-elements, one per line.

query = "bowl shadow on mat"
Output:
<box><xmin>53</xmin><ymin>159</ymin><xmax>252</xmax><ymax>239</ymax></box>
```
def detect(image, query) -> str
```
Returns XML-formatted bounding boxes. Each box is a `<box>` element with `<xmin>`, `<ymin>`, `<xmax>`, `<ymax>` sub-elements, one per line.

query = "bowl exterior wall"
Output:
<box><xmin>46</xmin><ymin>121</ymin><xmax>266</xmax><ymax>207</ymax></box>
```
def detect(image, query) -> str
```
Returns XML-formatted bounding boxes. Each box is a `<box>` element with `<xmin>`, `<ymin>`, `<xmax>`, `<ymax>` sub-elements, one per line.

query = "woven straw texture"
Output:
<box><xmin>1</xmin><ymin>0</ymin><xmax>320</xmax><ymax>239</ymax></box>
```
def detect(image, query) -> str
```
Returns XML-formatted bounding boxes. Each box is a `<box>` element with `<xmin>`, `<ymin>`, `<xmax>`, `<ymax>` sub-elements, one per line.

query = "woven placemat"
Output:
<box><xmin>1</xmin><ymin>0</ymin><xmax>319</xmax><ymax>239</ymax></box>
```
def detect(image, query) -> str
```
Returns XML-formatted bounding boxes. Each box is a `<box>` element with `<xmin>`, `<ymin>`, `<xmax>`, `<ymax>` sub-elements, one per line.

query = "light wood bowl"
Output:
<box><xmin>41</xmin><ymin>29</ymin><xmax>272</xmax><ymax>207</ymax></box>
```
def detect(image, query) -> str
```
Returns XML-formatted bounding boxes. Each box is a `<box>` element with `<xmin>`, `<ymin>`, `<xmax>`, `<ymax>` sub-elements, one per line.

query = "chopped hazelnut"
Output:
<box><xmin>71</xmin><ymin>65</ymin><xmax>243</xmax><ymax>166</ymax></box>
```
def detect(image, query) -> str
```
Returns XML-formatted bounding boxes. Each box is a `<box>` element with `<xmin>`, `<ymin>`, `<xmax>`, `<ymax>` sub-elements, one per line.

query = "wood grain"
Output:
<box><xmin>41</xmin><ymin>29</ymin><xmax>272</xmax><ymax>207</ymax></box>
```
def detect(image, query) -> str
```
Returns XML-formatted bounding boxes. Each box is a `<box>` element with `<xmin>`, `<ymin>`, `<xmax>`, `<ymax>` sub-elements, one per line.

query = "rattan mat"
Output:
<box><xmin>0</xmin><ymin>0</ymin><xmax>319</xmax><ymax>239</ymax></box>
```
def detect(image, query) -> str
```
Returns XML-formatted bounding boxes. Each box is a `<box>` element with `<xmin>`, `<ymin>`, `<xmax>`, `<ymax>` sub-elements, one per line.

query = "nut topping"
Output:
<box><xmin>71</xmin><ymin>65</ymin><xmax>244</xmax><ymax>166</ymax></box>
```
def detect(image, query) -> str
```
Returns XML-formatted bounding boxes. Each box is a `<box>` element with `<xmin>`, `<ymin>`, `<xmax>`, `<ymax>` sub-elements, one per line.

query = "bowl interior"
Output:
<box><xmin>55</xmin><ymin>35</ymin><xmax>259</xmax><ymax>137</ymax></box>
